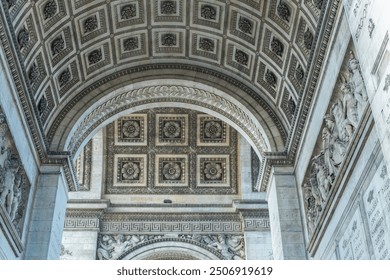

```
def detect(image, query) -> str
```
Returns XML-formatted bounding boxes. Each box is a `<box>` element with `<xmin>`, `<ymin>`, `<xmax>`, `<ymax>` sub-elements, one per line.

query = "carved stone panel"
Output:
<box><xmin>0</xmin><ymin>107</ymin><xmax>31</xmax><ymax>236</ymax></box>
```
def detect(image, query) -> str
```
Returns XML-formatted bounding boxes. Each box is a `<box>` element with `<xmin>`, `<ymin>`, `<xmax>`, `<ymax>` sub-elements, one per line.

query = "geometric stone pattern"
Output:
<box><xmin>104</xmin><ymin>108</ymin><xmax>238</xmax><ymax>194</ymax></box>
<box><xmin>6</xmin><ymin>0</ymin><xmax>321</xmax><ymax>142</ymax></box>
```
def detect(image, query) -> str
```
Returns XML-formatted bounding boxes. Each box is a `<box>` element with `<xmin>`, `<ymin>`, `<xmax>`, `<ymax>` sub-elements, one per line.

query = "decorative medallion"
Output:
<box><xmin>83</xmin><ymin>16</ymin><xmax>98</xmax><ymax>33</ymax></box>
<box><xmin>123</xmin><ymin>37</ymin><xmax>139</xmax><ymax>51</ymax></box>
<box><xmin>198</xmin><ymin>115</ymin><xmax>228</xmax><ymax>146</ymax></box>
<box><xmin>115</xmin><ymin>115</ymin><xmax>146</xmax><ymax>145</ymax></box>
<box><xmin>121</xmin><ymin>4</ymin><xmax>137</xmax><ymax>19</ymax></box>
<box><xmin>277</xmin><ymin>2</ymin><xmax>290</xmax><ymax>22</ymax></box>
<box><xmin>88</xmin><ymin>49</ymin><xmax>103</xmax><ymax>65</ymax></box>
<box><xmin>198</xmin><ymin>37</ymin><xmax>215</xmax><ymax>52</ymax></box>
<box><xmin>270</xmin><ymin>38</ymin><xmax>284</xmax><ymax>57</ymax></box>
<box><xmin>51</xmin><ymin>36</ymin><xmax>65</xmax><ymax>56</ymax></box>
<box><xmin>235</xmin><ymin>50</ymin><xmax>249</xmax><ymax>66</ymax></box>
<box><xmin>304</xmin><ymin>28</ymin><xmax>313</xmax><ymax>50</ymax></box>
<box><xmin>161</xmin><ymin>33</ymin><xmax>177</xmax><ymax>46</ymax></box>
<box><xmin>156</xmin><ymin>155</ymin><xmax>188</xmax><ymax>186</ymax></box>
<box><xmin>156</xmin><ymin>114</ymin><xmax>187</xmax><ymax>145</ymax></box>
<box><xmin>58</xmin><ymin>69</ymin><xmax>71</xmax><ymax>88</ymax></box>
<box><xmin>17</xmin><ymin>28</ymin><xmax>29</xmax><ymax>50</ymax></box>
<box><xmin>265</xmin><ymin>70</ymin><xmax>277</xmax><ymax>88</ymax></box>
<box><xmin>28</xmin><ymin>63</ymin><xmax>38</xmax><ymax>85</ymax></box>
<box><xmin>160</xmin><ymin>0</ymin><xmax>177</xmax><ymax>15</ymax></box>
<box><xmin>200</xmin><ymin>4</ymin><xmax>217</xmax><ymax>20</ymax></box>
<box><xmin>238</xmin><ymin>17</ymin><xmax>253</xmax><ymax>35</ymax></box>
<box><xmin>43</xmin><ymin>0</ymin><xmax>57</xmax><ymax>20</ymax></box>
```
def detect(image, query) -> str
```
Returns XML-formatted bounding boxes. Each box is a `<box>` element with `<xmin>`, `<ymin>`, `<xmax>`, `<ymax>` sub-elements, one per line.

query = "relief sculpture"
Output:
<box><xmin>0</xmin><ymin>109</ymin><xmax>30</xmax><ymax>233</ymax></box>
<box><xmin>303</xmin><ymin>52</ymin><xmax>368</xmax><ymax>235</ymax></box>
<box><xmin>96</xmin><ymin>233</ymin><xmax>245</xmax><ymax>260</ymax></box>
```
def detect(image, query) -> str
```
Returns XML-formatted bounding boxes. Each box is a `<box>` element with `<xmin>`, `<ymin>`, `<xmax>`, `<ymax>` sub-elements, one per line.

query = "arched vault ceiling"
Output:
<box><xmin>5</xmin><ymin>0</ymin><xmax>324</xmax><ymax>154</ymax></box>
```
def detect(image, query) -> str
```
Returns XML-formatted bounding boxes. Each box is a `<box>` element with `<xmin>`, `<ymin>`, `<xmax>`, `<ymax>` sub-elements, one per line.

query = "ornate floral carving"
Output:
<box><xmin>204</xmin><ymin>121</ymin><xmax>222</xmax><ymax>139</ymax></box>
<box><xmin>121</xmin><ymin>162</ymin><xmax>140</xmax><ymax>180</ymax></box>
<box><xmin>88</xmin><ymin>49</ymin><xmax>103</xmax><ymax>65</ymax></box>
<box><xmin>28</xmin><ymin>63</ymin><xmax>38</xmax><ymax>85</ymax></box>
<box><xmin>277</xmin><ymin>2</ymin><xmax>290</xmax><ymax>22</ymax></box>
<box><xmin>162</xmin><ymin>162</ymin><xmax>182</xmax><ymax>180</ymax></box>
<box><xmin>123</xmin><ymin>37</ymin><xmax>139</xmax><ymax>51</ymax></box>
<box><xmin>162</xmin><ymin>120</ymin><xmax>181</xmax><ymax>138</ymax></box>
<box><xmin>295</xmin><ymin>64</ymin><xmax>305</xmax><ymax>83</ymax></box>
<box><xmin>304</xmin><ymin>28</ymin><xmax>314</xmax><ymax>50</ymax></box>
<box><xmin>161</xmin><ymin>33</ymin><xmax>177</xmax><ymax>47</ymax></box>
<box><xmin>265</xmin><ymin>70</ymin><xmax>277</xmax><ymax>88</ymax></box>
<box><xmin>200</xmin><ymin>5</ymin><xmax>217</xmax><ymax>20</ymax></box>
<box><xmin>235</xmin><ymin>50</ymin><xmax>249</xmax><ymax>66</ymax></box>
<box><xmin>303</xmin><ymin>52</ymin><xmax>368</xmax><ymax>235</ymax></box>
<box><xmin>238</xmin><ymin>17</ymin><xmax>253</xmax><ymax>34</ymax></box>
<box><xmin>43</xmin><ymin>0</ymin><xmax>57</xmax><ymax>20</ymax></box>
<box><xmin>270</xmin><ymin>38</ymin><xmax>284</xmax><ymax>57</ymax></box>
<box><xmin>51</xmin><ymin>36</ymin><xmax>65</xmax><ymax>56</ymax></box>
<box><xmin>122</xmin><ymin>120</ymin><xmax>140</xmax><ymax>138</ymax></box>
<box><xmin>160</xmin><ymin>1</ymin><xmax>176</xmax><ymax>15</ymax></box>
<box><xmin>83</xmin><ymin>16</ymin><xmax>98</xmax><ymax>33</ymax></box>
<box><xmin>58</xmin><ymin>69</ymin><xmax>71</xmax><ymax>88</ymax></box>
<box><xmin>199</xmin><ymin>38</ymin><xmax>215</xmax><ymax>52</ymax></box>
<box><xmin>204</xmin><ymin>162</ymin><xmax>223</xmax><ymax>180</ymax></box>
<box><xmin>121</xmin><ymin>4</ymin><xmax>137</xmax><ymax>19</ymax></box>
<box><xmin>193</xmin><ymin>234</ymin><xmax>245</xmax><ymax>260</ymax></box>
<box><xmin>17</xmin><ymin>28</ymin><xmax>29</xmax><ymax>50</ymax></box>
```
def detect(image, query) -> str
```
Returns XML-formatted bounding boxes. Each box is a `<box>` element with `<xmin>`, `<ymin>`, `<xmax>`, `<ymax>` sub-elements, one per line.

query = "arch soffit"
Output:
<box><xmin>51</xmin><ymin>79</ymin><xmax>287</xmax><ymax>158</ymax></box>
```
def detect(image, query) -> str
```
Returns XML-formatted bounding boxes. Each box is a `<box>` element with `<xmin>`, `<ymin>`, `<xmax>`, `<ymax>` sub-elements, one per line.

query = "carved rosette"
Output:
<box><xmin>123</xmin><ymin>37</ymin><xmax>139</xmax><ymax>51</ymax></box>
<box><xmin>17</xmin><ymin>28</ymin><xmax>29</xmax><ymax>50</ymax></box>
<box><xmin>235</xmin><ymin>50</ymin><xmax>249</xmax><ymax>66</ymax></box>
<box><xmin>277</xmin><ymin>2</ymin><xmax>290</xmax><ymax>22</ymax></box>
<box><xmin>43</xmin><ymin>0</ymin><xmax>57</xmax><ymax>20</ymax></box>
<box><xmin>200</xmin><ymin>5</ymin><xmax>217</xmax><ymax>20</ymax></box>
<box><xmin>83</xmin><ymin>16</ymin><xmax>98</xmax><ymax>33</ymax></box>
<box><xmin>238</xmin><ymin>17</ymin><xmax>253</xmax><ymax>34</ymax></box>
<box><xmin>96</xmin><ymin>233</ymin><xmax>245</xmax><ymax>260</ymax></box>
<box><xmin>199</xmin><ymin>38</ymin><xmax>215</xmax><ymax>52</ymax></box>
<box><xmin>160</xmin><ymin>1</ymin><xmax>176</xmax><ymax>15</ymax></box>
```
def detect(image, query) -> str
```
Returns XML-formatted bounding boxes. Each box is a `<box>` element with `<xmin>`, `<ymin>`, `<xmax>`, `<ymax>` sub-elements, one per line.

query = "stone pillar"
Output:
<box><xmin>234</xmin><ymin>200</ymin><xmax>273</xmax><ymax>260</ymax></box>
<box><xmin>267</xmin><ymin>167</ymin><xmax>307</xmax><ymax>260</ymax></box>
<box><xmin>24</xmin><ymin>165</ymin><xmax>68</xmax><ymax>259</ymax></box>
<box><xmin>60</xmin><ymin>208</ymin><xmax>106</xmax><ymax>260</ymax></box>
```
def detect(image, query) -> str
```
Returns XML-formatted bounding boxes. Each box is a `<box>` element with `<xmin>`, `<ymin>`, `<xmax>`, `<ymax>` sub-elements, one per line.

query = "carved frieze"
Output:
<box><xmin>104</xmin><ymin>108</ymin><xmax>238</xmax><ymax>194</ymax></box>
<box><xmin>303</xmin><ymin>51</ymin><xmax>369</xmax><ymax>236</ymax></box>
<box><xmin>96</xmin><ymin>233</ymin><xmax>245</xmax><ymax>260</ymax></box>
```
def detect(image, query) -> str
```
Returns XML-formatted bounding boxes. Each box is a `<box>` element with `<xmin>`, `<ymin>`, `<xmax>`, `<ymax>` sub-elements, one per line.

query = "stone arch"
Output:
<box><xmin>51</xmin><ymin>79</ymin><xmax>286</xmax><ymax>160</ymax></box>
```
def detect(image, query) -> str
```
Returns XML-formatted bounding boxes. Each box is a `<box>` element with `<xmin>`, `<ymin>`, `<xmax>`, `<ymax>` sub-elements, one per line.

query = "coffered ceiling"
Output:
<box><xmin>1</xmin><ymin>0</ymin><xmax>337</xmax><ymax>191</ymax></box>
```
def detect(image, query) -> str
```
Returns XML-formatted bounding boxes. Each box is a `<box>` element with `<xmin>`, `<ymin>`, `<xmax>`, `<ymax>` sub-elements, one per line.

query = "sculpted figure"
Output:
<box><xmin>311</xmin><ymin>159</ymin><xmax>330</xmax><ymax>203</ymax></box>
<box><xmin>10</xmin><ymin>174</ymin><xmax>22</xmax><ymax>221</ymax></box>
<box><xmin>207</xmin><ymin>234</ymin><xmax>244</xmax><ymax>260</ymax></box>
<box><xmin>347</xmin><ymin>51</ymin><xmax>368</xmax><ymax>118</ymax></box>
<box><xmin>303</xmin><ymin>184</ymin><xmax>318</xmax><ymax>233</ymax></box>
<box><xmin>97</xmin><ymin>235</ymin><xmax>114</xmax><ymax>260</ymax></box>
